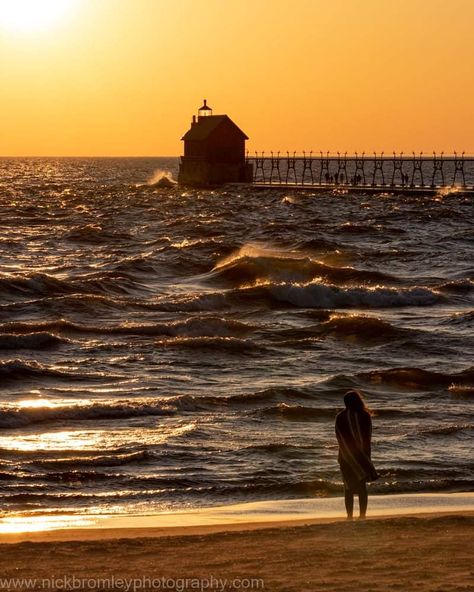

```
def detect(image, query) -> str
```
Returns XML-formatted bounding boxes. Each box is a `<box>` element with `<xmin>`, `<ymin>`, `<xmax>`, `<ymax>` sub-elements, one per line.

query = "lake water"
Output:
<box><xmin>0</xmin><ymin>157</ymin><xmax>472</xmax><ymax>517</ymax></box>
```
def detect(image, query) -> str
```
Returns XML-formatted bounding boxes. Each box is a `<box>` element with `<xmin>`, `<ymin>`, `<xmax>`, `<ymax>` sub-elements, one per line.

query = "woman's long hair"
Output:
<box><xmin>343</xmin><ymin>390</ymin><xmax>373</xmax><ymax>415</ymax></box>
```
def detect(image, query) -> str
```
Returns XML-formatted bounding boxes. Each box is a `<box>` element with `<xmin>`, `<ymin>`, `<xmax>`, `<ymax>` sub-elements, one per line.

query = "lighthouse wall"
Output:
<box><xmin>178</xmin><ymin>158</ymin><xmax>253</xmax><ymax>187</ymax></box>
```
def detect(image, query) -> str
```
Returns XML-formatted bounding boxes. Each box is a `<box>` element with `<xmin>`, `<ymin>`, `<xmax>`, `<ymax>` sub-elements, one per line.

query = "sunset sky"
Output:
<box><xmin>1</xmin><ymin>0</ymin><xmax>473</xmax><ymax>156</ymax></box>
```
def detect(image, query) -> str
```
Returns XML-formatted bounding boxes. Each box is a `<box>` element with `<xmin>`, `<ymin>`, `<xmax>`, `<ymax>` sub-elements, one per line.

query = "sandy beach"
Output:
<box><xmin>0</xmin><ymin>494</ymin><xmax>473</xmax><ymax>591</ymax></box>
<box><xmin>0</xmin><ymin>513</ymin><xmax>472</xmax><ymax>592</ymax></box>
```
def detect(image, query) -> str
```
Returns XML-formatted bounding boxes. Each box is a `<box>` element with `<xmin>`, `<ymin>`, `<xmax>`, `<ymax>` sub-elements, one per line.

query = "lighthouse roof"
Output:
<box><xmin>199</xmin><ymin>99</ymin><xmax>212</xmax><ymax>112</ymax></box>
<box><xmin>181</xmin><ymin>115</ymin><xmax>249</xmax><ymax>142</ymax></box>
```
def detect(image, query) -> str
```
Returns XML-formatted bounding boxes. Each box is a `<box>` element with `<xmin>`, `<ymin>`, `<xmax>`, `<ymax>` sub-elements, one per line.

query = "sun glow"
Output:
<box><xmin>0</xmin><ymin>514</ymin><xmax>94</xmax><ymax>534</ymax></box>
<box><xmin>0</xmin><ymin>0</ymin><xmax>78</xmax><ymax>33</ymax></box>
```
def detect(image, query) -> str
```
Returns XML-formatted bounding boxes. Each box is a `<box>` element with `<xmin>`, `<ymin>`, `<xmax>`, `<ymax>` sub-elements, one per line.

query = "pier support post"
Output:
<box><xmin>269</xmin><ymin>152</ymin><xmax>281</xmax><ymax>184</ymax></box>
<box><xmin>354</xmin><ymin>152</ymin><xmax>366</xmax><ymax>185</ymax></box>
<box><xmin>431</xmin><ymin>152</ymin><xmax>444</xmax><ymax>188</ymax></box>
<box><xmin>411</xmin><ymin>152</ymin><xmax>424</xmax><ymax>187</ymax></box>
<box><xmin>286</xmin><ymin>151</ymin><xmax>297</xmax><ymax>184</ymax></box>
<box><xmin>302</xmin><ymin>151</ymin><xmax>314</xmax><ymax>185</ymax></box>
<box><xmin>391</xmin><ymin>153</ymin><xmax>404</xmax><ymax>187</ymax></box>
<box><xmin>453</xmin><ymin>152</ymin><xmax>466</xmax><ymax>187</ymax></box>
<box><xmin>254</xmin><ymin>152</ymin><xmax>266</xmax><ymax>183</ymax></box>
<box><xmin>372</xmin><ymin>152</ymin><xmax>385</xmax><ymax>186</ymax></box>
<box><xmin>337</xmin><ymin>152</ymin><xmax>348</xmax><ymax>185</ymax></box>
<box><xmin>319</xmin><ymin>152</ymin><xmax>330</xmax><ymax>185</ymax></box>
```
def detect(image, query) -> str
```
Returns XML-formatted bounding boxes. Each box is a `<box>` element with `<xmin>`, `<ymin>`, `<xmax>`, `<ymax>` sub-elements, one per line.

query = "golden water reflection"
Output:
<box><xmin>0</xmin><ymin>514</ymin><xmax>95</xmax><ymax>534</ymax></box>
<box><xmin>0</xmin><ymin>421</ymin><xmax>197</xmax><ymax>452</ymax></box>
<box><xmin>0</xmin><ymin>430</ymin><xmax>101</xmax><ymax>452</ymax></box>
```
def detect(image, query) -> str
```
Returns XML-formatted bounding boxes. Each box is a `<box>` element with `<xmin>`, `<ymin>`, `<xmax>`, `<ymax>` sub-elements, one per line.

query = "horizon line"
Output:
<box><xmin>2</xmin><ymin>152</ymin><xmax>474</xmax><ymax>159</ymax></box>
<box><xmin>0</xmin><ymin>155</ymin><xmax>181</xmax><ymax>159</ymax></box>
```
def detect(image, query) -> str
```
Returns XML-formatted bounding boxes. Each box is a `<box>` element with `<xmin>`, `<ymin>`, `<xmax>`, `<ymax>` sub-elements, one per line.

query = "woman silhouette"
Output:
<box><xmin>335</xmin><ymin>390</ymin><xmax>378</xmax><ymax>519</ymax></box>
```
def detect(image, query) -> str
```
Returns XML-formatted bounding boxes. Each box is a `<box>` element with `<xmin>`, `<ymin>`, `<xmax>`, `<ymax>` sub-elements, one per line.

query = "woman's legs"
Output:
<box><xmin>344</xmin><ymin>482</ymin><xmax>368</xmax><ymax>519</ymax></box>
<box><xmin>344</xmin><ymin>487</ymin><xmax>354</xmax><ymax>519</ymax></box>
<box><xmin>358</xmin><ymin>482</ymin><xmax>368</xmax><ymax>518</ymax></box>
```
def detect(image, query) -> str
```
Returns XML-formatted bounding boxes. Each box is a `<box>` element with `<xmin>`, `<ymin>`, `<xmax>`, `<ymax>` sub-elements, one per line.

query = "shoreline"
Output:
<box><xmin>1</xmin><ymin>491</ymin><xmax>473</xmax><ymax>543</ymax></box>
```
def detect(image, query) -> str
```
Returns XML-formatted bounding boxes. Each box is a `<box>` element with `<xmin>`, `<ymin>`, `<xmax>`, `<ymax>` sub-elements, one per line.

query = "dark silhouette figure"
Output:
<box><xmin>335</xmin><ymin>391</ymin><xmax>378</xmax><ymax>519</ymax></box>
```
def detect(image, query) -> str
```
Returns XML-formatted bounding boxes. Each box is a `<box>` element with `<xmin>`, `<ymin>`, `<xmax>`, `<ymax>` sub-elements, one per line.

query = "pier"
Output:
<box><xmin>246</xmin><ymin>152</ymin><xmax>474</xmax><ymax>194</ymax></box>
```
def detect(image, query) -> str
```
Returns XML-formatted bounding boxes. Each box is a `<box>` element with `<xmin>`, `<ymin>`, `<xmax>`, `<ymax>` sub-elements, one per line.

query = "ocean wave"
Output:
<box><xmin>448</xmin><ymin>385</ymin><xmax>474</xmax><ymax>397</ymax></box>
<box><xmin>296</xmin><ymin>237</ymin><xmax>342</xmax><ymax>251</ymax></box>
<box><xmin>0</xmin><ymin>332</ymin><xmax>68</xmax><ymax>349</ymax></box>
<box><xmin>0</xmin><ymin>388</ymin><xmax>327</xmax><ymax>429</ymax></box>
<box><xmin>358</xmin><ymin>366</ymin><xmax>474</xmax><ymax>389</ymax></box>
<box><xmin>227</xmin><ymin>386</ymin><xmax>316</xmax><ymax>405</ymax></box>
<box><xmin>0</xmin><ymin>316</ymin><xmax>255</xmax><ymax>339</ymax></box>
<box><xmin>0</xmin><ymin>398</ymin><xmax>177</xmax><ymax>429</ymax></box>
<box><xmin>0</xmin><ymin>272</ymin><xmax>75</xmax><ymax>298</ymax></box>
<box><xmin>112</xmin><ymin>255</ymin><xmax>159</xmax><ymax>275</ymax></box>
<box><xmin>336</xmin><ymin>221</ymin><xmax>407</xmax><ymax>235</ymax></box>
<box><xmin>149</xmin><ymin>291</ymin><xmax>232</xmax><ymax>312</ymax></box>
<box><xmin>243</xmin><ymin>442</ymin><xmax>317</xmax><ymax>454</ymax></box>
<box><xmin>212</xmin><ymin>250</ymin><xmax>397</xmax><ymax>286</ymax></box>
<box><xmin>256</xmin><ymin>403</ymin><xmax>337</xmax><ymax>421</ymax></box>
<box><xmin>203</xmin><ymin>477</ymin><xmax>341</xmax><ymax>497</ymax></box>
<box><xmin>64</xmin><ymin>224</ymin><xmax>108</xmax><ymax>243</ymax></box>
<box><xmin>0</xmin><ymin>359</ymin><xmax>117</xmax><ymax>383</ymax></box>
<box><xmin>3</xmin><ymin>476</ymin><xmax>472</xmax><ymax>505</ymax></box>
<box><xmin>266</xmin><ymin>281</ymin><xmax>442</xmax><ymax>308</ymax></box>
<box><xmin>155</xmin><ymin>336</ymin><xmax>265</xmax><ymax>353</ymax></box>
<box><xmin>312</xmin><ymin>314</ymin><xmax>412</xmax><ymax>343</ymax></box>
<box><xmin>0</xmin><ymin>271</ymin><xmax>143</xmax><ymax>299</ymax></box>
<box><xmin>33</xmin><ymin>450</ymin><xmax>149</xmax><ymax>470</ymax></box>
<box><xmin>255</xmin><ymin>402</ymin><xmax>408</xmax><ymax>421</ymax></box>
<box><xmin>418</xmin><ymin>423</ymin><xmax>474</xmax><ymax>436</ymax></box>
<box><xmin>436</xmin><ymin>279</ymin><xmax>474</xmax><ymax>294</ymax></box>
<box><xmin>442</xmin><ymin>310</ymin><xmax>474</xmax><ymax>326</ymax></box>
<box><xmin>370</xmin><ymin>478</ymin><xmax>474</xmax><ymax>494</ymax></box>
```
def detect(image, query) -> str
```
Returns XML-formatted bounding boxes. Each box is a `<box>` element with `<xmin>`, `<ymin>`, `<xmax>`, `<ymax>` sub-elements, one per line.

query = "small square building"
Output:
<box><xmin>178</xmin><ymin>100</ymin><xmax>253</xmax><ymax>186</ymax></box>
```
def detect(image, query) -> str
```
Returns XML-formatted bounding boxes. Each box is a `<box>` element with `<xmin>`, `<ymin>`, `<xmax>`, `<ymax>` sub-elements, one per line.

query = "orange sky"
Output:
<box><xmin>0</xmin><ymin>0</ymin><xmax>473</xmax><ymax>156</ymax></box>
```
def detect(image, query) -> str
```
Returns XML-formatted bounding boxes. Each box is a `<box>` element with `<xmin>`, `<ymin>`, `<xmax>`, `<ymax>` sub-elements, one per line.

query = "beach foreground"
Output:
<box><xmin>0</xmin><ymin>512</ymin><xmax>472</xmax><ymax>591</ymax></box>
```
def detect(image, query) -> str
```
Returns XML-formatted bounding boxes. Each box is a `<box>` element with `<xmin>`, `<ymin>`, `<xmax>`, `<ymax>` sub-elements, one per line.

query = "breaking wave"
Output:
<box><xmin>267</xmin><ymin>281</ymin><xmax>442</xmax><ymax>308</ymax></box>
<box><xmin>212</xmin><ymin>247</ymin><xmax>398</xmax><ymax>286</ymax></box>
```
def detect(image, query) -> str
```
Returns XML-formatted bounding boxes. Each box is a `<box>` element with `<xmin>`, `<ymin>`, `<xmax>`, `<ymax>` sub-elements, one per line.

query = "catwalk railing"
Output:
<box><xmin>246</xmin><ymin>152</ymin><xmax>474</xmax><ymax>189</ymax></box>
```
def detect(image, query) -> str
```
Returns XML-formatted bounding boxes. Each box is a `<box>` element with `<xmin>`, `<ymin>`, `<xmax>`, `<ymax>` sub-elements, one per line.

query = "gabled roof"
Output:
<box><xmin>181</xmin><ymin>115</ymin><xmax>249</xmax><ymax>141</ymax></box>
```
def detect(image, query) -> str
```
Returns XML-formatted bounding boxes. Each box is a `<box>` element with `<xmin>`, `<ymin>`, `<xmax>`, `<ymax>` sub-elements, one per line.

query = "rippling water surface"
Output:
<box><xmin>0</xmin><ymin>157</ymin><xmax>473</xmax><ymax>516</ymax></box>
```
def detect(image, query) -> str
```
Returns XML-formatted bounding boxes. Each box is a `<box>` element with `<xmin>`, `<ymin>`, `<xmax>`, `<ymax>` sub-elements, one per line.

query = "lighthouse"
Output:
<box><xmin>178</xmin><ymin>100</ymin><xmax>253</xmax><ymax>186</ymax></box>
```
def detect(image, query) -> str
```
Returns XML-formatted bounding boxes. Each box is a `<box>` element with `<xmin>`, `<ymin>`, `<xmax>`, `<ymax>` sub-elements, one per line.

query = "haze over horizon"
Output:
<box><xmin>1</xmin><ymin>0</ymin><xmax>473</xmax><ymax>156</ymax></box>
